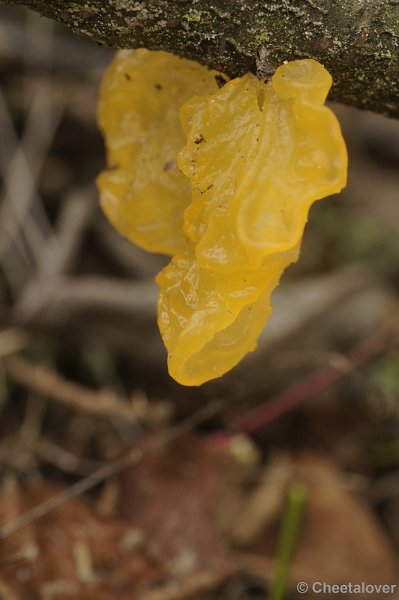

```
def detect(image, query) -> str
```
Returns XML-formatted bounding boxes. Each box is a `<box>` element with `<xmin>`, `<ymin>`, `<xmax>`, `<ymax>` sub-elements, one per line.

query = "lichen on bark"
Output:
<box><xmin>3</xmin><ymin>0</ymin><xmax>399</xmax><ymax>118</ymax></box>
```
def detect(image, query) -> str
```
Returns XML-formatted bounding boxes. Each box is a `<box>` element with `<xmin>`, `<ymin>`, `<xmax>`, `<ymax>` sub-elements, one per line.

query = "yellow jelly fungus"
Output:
<box><xmin>178</xmin><ymin>61</ymin><xmax>347</xmax><ymax>271</ymax></box>
<box><xmin>97</xmin><ymin>49</ymin><xmax>224</xmax><ymax>255</ymax></box>
<box><xmin>97</xmin><ymin>50</ymin><xmax>348</xmax><ymax>387</ymax></box>
<box><xmin>157</xmin><ymin>245</ymin><xmax>300</xmax><ymax>386</ymax></box>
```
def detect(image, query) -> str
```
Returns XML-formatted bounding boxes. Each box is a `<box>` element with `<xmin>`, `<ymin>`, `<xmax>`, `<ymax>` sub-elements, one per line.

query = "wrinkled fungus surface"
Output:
<box><xmin>97</xmin><ymin>49</ymin><xmax>222</xmax><ymax>255</ymax></box>
<box><xmin>98</xmin><ymin>50</ymin><xmax>347</xmax><ymax>386</ymax></box>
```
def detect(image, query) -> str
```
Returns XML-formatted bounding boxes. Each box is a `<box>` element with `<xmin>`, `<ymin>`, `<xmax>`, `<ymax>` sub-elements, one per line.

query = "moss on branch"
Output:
<box><xmin>3</xmin><ymin>0</ymin><xmax>399</xmax><ymax>117</ymax></box>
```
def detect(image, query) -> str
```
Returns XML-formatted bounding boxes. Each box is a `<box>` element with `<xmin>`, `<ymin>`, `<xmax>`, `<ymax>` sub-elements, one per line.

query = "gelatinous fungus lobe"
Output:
<box><xmin>158</xmin><ymin>59</ymin><xmax>347</xmax><ymax>386</ymax></box>
<box><xmin>178</xmin><ymin>60</ymin><xmax>347</xmax><ymax>272</ymax></box>
<box><xmin>97</xmin><ymin>49</ymin><xmax>222</xmax><ymax>255</ymax></box>
<box><xmin>98</xmin><ymin>51</ymin><xmax>347</xmax><ymax>387</ymax></box>
<box><xmin>157</xmin><ymin>246</ymin><xmax>300</xmax><ymax>386</ymax></box>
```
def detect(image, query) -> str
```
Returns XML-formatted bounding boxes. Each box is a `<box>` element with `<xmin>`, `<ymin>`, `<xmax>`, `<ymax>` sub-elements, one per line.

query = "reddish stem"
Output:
<box><xmin>228</xmin><ymin>327</ymin><xmax>396</xmax><ymax>435</ymax></box>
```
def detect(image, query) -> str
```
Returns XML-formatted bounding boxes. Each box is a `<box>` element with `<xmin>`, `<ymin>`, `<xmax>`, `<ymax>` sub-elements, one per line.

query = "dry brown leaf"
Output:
<box><xmin>0</xmin><ymin>477</ymin><xmax>166</xmax><ymax>599</ymax></box>
<box><xmin>117</xmin><ymin>434</ymin><xmax>234</xmax><ymax>578</ymax></box>
<box><xmin>236</xmin><ymin>452</ymin><xmax>398</xmax><ymax>588</ymax></box>
<box><xmin>0</xmin><ymin>434</ymin><xmax>236</xmax><ymax>599</ymax></box>
<box><xmin>1</xmin><ymin>441</ymin><xmax>397</xmax><ymax>600</ymax></box>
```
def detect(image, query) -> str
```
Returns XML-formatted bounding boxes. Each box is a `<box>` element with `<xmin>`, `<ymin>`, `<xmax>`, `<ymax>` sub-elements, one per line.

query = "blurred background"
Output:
<box><xmin>0</xmin><ymin>6</ymin><xmax>398</xmax><ymax>599</ymax></box>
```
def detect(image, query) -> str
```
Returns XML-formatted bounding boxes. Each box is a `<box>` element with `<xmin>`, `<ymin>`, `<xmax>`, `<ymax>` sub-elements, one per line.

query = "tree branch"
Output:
<box><xmin>2</xmin><ymin>0</ymin><xmax>399</xmax><ymax>118</ymax></box>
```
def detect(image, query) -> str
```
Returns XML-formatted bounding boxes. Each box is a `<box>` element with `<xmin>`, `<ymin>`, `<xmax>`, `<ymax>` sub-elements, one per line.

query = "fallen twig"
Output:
<box><xmin>0</xmin><ymin>328</ymin><xmax>29</xmax><ymax>359</ymax></box>
<box><xmin>35</xmin><ymin>186</ymin><xmax>97</xmax><ymax>279</ymax></box>
<box><xmin>229</xmin><ymin>326</ymin><xmax>398</xmax><ymax>434</ymax></box>
<box><xmin>0</xmin><ymin>87</ymin><xmax>63</xmax><ymax>265</ymax></box>
<box><xmin>36</xmin><ymin>439</ymin><xmax>106</xmax><ymax>476</ymax></box>
<box><xmin>15</xmin><ymin>187</ymin><xmax>97</xmax><ymax>319</ymax></box>
<box><xmin>2</xmin><ymin>355</ymin><xmax>137</xmax><ymax>422</ymax></box>
<box><xmin>0</xmin><ymin>398</ymin><xmax>222</xmax><ymax>540</ymax></box>
<box><xmin>13</xmin><ymin>275</ymin><xmax>157</xmax><ymax>324</ymax></box>
<box><xmin>94</xmin><ymin>215</ymin><xmax>167</xmax><ymax>279</ymax></box>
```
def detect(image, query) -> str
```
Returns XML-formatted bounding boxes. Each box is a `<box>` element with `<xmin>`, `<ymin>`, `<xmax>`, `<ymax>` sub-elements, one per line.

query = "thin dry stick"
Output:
<box><xmin>0</xmin><ymin>328</ymin><xmax>29</xmax><ymax>359</ymax></box>
<box><xmin>229</xmin><ymin>326</ymin><xmax>397</xmax><ymax>434</ymax></box>
<box><xmin>13</xmin><ymin>276</ymin><xmax>158</xmax><ymax>324</ymax></box>
<box><xmin>2</xmin><ymin>356</ymin><xmax>137</xmax><ymax>422</ymax></box>
<box><xmin>37</xmin><ymin>187</ymin><xmax>97</xmax><ymax>278</ymax></box>
<box><xmin>95</xmin><ymin>216</ymin><xmax>167</xmax><ymax>279</ymax></box>
<box><xmin>36</xmin><ymin>439</ymin><xmax>106</xmax><ymax>476</ymax></box>
<box><xmin>0</xmin><ymin>398</ymin><xmax>222</xmax><ymax>540</ymax></box>
<box><xmin>0</xmin><ymin>87</ymin><xmax>63</xmax><ymax>263</ymax></box>
<box><xmin>0</xmin><ymin>18</ymin><xmax>59</xmax><ymax>287</ymax></box>
<box><xmin>15</xmin><ymin>187</ymin><xmax>97</xmax><ymax>320</ymax></box>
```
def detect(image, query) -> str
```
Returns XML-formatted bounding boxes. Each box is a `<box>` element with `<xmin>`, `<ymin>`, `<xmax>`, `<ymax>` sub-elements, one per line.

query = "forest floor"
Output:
<box><xmin>0</xmin><ymin>7</ymin><xmax>399</xmax><ymax>600</ymax></box>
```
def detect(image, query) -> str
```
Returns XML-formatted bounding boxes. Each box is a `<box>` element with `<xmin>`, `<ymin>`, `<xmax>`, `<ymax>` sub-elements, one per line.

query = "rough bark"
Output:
<box><xmin>2</xmin><ymin>0</ymin><xmax>399</xmax><ymax>118</ymax></box>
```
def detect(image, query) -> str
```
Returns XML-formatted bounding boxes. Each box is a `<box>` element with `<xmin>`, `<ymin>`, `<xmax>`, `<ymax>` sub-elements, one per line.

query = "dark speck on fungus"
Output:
<box><xmin>164</xmin><ymin>159</ymin><xmax>176</xmax><ymax>172</ymax></box>
<box><xmin>194</xmin><ymin>134</ymin><xmax>206</xmax><ymax>144</ymax></box>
